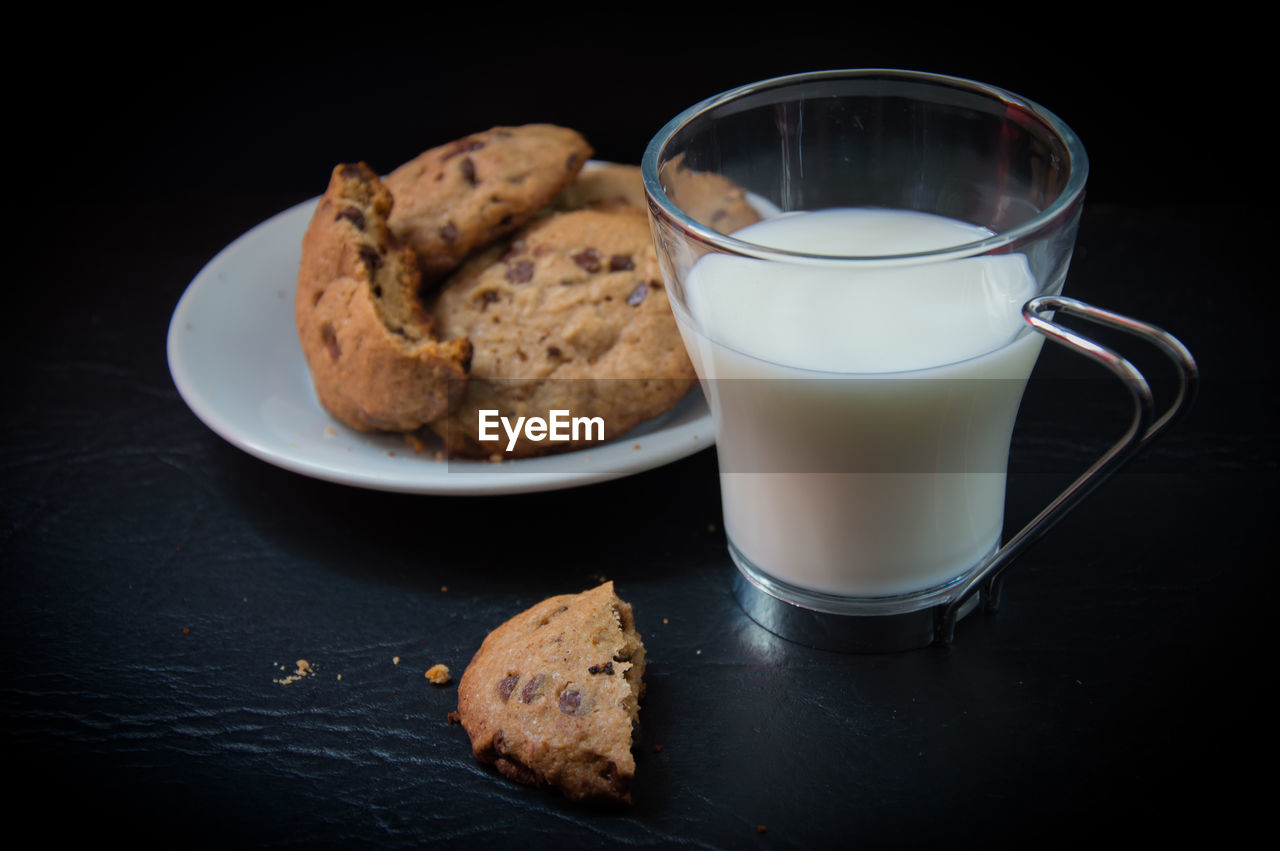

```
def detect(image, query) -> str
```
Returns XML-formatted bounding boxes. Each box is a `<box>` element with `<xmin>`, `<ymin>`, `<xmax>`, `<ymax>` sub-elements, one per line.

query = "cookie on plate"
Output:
<box><xmin>428</xmin><ymin>206</ymin><xmax>697</xmax><ymax>458</ymax></box>
<box><xmin>385</xmin><ymin>125</ymin><xmax>592</xmax><ymax>283</ymax></box>
<box><xmin>296</xmin><ymin>162</ymin><xmax>472</xmax><ymax>432</ymax></box>
<box><xmin>552</xmin><ymin>162</ymin><xmax>648</xmax><ymax>211</ymax></box>
<box><xmin>456</xmin><ymin>582</ymin><xmax>647</xmax><ymax>804</ymax></box>
<box><xmin>656</xmin><ymin>153</ymin><xmax>761</xmax><ymax>233</ymax></box>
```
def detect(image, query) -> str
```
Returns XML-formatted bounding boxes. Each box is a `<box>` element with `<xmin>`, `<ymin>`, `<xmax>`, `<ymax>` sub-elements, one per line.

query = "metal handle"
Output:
<box><xmin>935</xmin><ymin>296</ymin><xmax>1199</xmax><ymax>644</ymax></box>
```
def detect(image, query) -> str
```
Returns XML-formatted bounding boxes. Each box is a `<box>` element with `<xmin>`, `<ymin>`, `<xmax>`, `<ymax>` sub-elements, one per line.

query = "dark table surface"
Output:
<box><xmin>5</xmin><ymin>22</ymin><xmax>1273</xmax><ymax>848</ymax></box>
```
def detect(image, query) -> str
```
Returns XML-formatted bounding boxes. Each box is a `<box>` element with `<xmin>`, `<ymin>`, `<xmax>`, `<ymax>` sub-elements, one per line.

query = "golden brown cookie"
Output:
<box><xmin>657</xmin><ymin>153</ymin><xmax>761</xmax><ymax>233</ymax></box>
<box><xmin>428</xmin><ymin>206</ymin><xmax>697</xmax><ymax>458</ymax></box>
<box><xmin>295</xmin><ymin>163</ymin><xmax>472</xmax><ymax>432</ymax></box>
<box><xmin>552</xmin><ymin>162</ymin><xmax>647</xmax><ymax>211</ymax></box>
<box><xmin>385</xmin><ymin>125</ymin><xmax>592</xmax><ymax>283</ymax></box>
<box><xmin>456</xmin><ymin>582</ymin><xmax>646</xmax><ymax>804</ymax></box>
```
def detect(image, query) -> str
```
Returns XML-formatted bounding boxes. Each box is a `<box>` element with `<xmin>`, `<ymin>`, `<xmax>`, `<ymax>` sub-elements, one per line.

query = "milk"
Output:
<box><xmin>675</xmin><ymin>208</ymin><xmax>1044</xmax><ymax>598</ymax></box>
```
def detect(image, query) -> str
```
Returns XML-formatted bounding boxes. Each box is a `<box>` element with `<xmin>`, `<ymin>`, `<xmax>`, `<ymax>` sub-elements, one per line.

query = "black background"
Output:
<box><xmin>5</xmin><ymin>14</ymin><xmax>1273</xmax><ymax>848</ymax></box>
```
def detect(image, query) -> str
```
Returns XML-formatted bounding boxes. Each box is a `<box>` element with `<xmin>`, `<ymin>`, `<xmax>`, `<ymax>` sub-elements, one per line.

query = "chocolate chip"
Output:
<box><xmin>499</xmin><ymin>241</ymin><xmax>526</xmax><ymax>263</ymax></box>
<box><xmin>558</xmin><ymin>689</ymin><xmax>582</xmax><ymax>715</ymax></box>
<box><xmin>357</xmin><ymin>245</ymin><xmax>382</xmax><ymax>271</ymax></box>
<box><xmin>319</xmin><ymin>323</ymin><xmax>341</xmax><ymax>360</ymax></box>
<box><xmin>600</xmin><ymin>761</ymin><xmax>627</xmax><ymax>796</ymax></box>
<box><xmin>609</xmin><ymin>254</ymin><xmax>634</xmax><ymax>272</ymax></box>
<box><xmin>478</xmin><ymin>290</ymin><xmax>501</xmax><ymax>309</ymax></box>
<box><xmin>626</xmin><ymin>281</ymin><xmax>649</xmax><ymax>306</ymax></box>
<box><xmin>506</xmin><ymin>260</ymin><xmax>534</xmax><ymax>283</ymax></box>
<box><xmin>521</xmin><ymin>674</ymin><xmax>545</xmax><ymax>704</ymax></box>
<box><xmin>712</xmin><ymin>209</ymin><xmax>728</xmax><ymax>223</ymax></box>
<box><xmin>497</xmin><ymin>673</ymin><xmax>519</xmax><ymax>702</ymax></box>
<box><xmin>372</xmin><ymin>284</ymin><xmax>383</xmax><ymax>298</ymax></box>
<box><xmin>335</xmin><ymin>206</ymin><xmax>366</xmax><ymax>230</ymax></box>
<box><xmin>566</xmin><ymin>153</ymin><xmax>580</xmax><ymax>170</ymax></box>
<box><xmin>547</xmin><ymin>346</ymin><xmax>561</xmax><ymax>358</ymax></box>
<box><xmin>442</xmin><ymin>138</ymin><xmax>485</xmax><ymax>161</ymax></box>
<box><xmin>572</xmin><ymin>249</ymin><xmax>601</xmax><ymax>272</ymax></box>
<box><xmin>587</xmin><ymin>661</ymin><xmax>614</xmax><ymax>675</ymax></box>
<box><xmin>440</xmin><ymin>222</ymin><xmax>459</xmax><ymax>244</ymax></box>
<box><xmin>460</xmin><ymin>157</ymin><xmax>477</xmax><ymax>185</ymax></box>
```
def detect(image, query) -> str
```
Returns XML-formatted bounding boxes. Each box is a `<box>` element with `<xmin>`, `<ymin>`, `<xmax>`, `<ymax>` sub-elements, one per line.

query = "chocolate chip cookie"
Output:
<box><xmin>456</xmin><ymin>582</ymin><xmax>646</xmax><ymax>804</ymax></box>
<box><xmin>657</xmin><ymin>153</ymin><xmax>761</xmax><ymax>233</ymax></box>
<box><xmin>552</xmin><ymin>162</ymin><xmax>648</xmax><ymax>211</ymax></box>
<box><xmin>295</xmin><ymin>162</ymin><xmax>472</xmax><ymax>432</ymax></box>
<box><xmin>428</xmin><ymin>206</ymin><xmax>697</xmax><ymax>458</ymax></box>
<box><xmin>385</xmin><ymin>125</ymin><xmax>592</xmax><ymax>283</ymax></box>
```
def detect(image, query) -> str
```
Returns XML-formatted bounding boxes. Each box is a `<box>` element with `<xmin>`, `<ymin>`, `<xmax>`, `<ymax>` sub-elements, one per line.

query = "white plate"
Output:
<box><xmin>166</xmin><ymin>193</ymin><xmax>714</xmax><ymax>495</ymax></box>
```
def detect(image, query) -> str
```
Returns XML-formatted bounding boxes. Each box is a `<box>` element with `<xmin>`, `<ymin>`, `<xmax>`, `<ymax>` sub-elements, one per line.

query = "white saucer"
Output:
<box><xmin>166</xmin><ymin>193</ymin><xmax>713</xmax><ymax>495</ymax></box>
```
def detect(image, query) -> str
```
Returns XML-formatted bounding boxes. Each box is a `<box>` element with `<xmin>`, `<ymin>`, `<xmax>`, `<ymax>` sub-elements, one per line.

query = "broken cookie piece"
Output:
<box><xmin>456</xmin><ymin>582</ymin><xmax>646</xmax><ymax>804</ymax></box>
<box><xmin>295</xmin><ymin>162</ymin><xmax>472</xmax><ymax>432</ymax></box>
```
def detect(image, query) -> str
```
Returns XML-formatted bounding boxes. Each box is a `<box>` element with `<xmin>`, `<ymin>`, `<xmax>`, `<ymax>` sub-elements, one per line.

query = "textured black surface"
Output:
<box><xmin>5</xmin><ymin>22</ymin><xmax>1272</xmax><ymax>848</ymax></box>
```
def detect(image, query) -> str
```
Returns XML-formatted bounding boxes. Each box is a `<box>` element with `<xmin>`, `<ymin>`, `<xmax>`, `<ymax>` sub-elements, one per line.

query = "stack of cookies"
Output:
<box><xmin>295</xmin><ymin>125</ymin><xmax>758</xmax><ymax>459</ymax></box>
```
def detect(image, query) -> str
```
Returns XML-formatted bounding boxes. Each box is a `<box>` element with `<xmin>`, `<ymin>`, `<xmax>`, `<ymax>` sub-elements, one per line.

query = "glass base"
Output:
<box><xmin>728</xmin><ymin>540</ymin><xmax>989</xmax><ymax>652</ymax></box>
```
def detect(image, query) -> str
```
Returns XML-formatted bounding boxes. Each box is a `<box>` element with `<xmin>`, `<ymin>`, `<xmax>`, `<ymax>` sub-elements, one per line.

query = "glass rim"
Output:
<box><xmin>641</xmin><ymin>68</ymin><xmax>1090</xmax><ymax>264</ymax></box>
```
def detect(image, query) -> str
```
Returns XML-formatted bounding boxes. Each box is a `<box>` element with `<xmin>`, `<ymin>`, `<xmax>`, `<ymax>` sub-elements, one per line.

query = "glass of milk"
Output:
<box><xmin>642</xmin><ymin>70</ymin><xmax>1195</xmax><ymax>651</ymax></box>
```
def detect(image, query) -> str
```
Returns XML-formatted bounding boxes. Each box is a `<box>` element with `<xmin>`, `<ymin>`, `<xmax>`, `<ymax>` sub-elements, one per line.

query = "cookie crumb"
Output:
<box><xmin>182</xmin><ymin>627</ymin><xmax>190</xmax><ymax>635</ymax></box>
<box><xmin>447</xmin><ymin>710</ymin><xmax>461</xmax><ymax>725</ymax></box>
<box><xmin>425</xmin><ymin>664</ymin><xmax>451</xmax><ymax>685</ymax></box>
<box><xmin>337</xmin><ymin>674</ymin><xmax>343</xmax><ymax>681</ymax></box>
<box><xmin>757</xmin><ymin>825</ymin><xmax>767</xmax><ymax>834</ymax></box>
<box><xmin>274</xmin><ymin>659</ymin><xmax>316</xmax><ymax>686</ymax></box>
<box><xmin>708</xmin><ymin>523</ymin><xmax>716</xmax><ymax>533</ymax></box>
<box><xmin>441</xmin><ymin>585</ymin><xmax>449</xmax><ymax>592</ymax></box>
<box><xmin>393</xmin><ymin>656</ymin><xmax>400</xmax><ymax>665</ymax></box>
<box><xmin>652</xmin><ymin>744</ymin><xmax>663</xmax><ymax>753</ymax></box>
<box><xmin>405</xmin><ymin>433</ymin><xmax>427</xmax><ymax>453</ymax></box>
<box><xmin>663</xmin><ymin>618</ymin><xmax>669</xmax><ymax>624</ymax></box>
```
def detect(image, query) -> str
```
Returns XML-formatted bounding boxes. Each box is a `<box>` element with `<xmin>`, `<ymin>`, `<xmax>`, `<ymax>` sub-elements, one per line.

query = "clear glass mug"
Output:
<box><xmin>642</xmin><ymin>70</ymin><xmax>1197</xmax><ymax>652</ymax></box>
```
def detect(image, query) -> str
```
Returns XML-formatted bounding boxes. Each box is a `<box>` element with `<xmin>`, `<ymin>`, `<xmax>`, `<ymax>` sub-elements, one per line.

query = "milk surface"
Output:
<box><xmin>676</xmin><ymin>208</ymin><xmax>1044</xmax><ymax>598</ymax></box>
